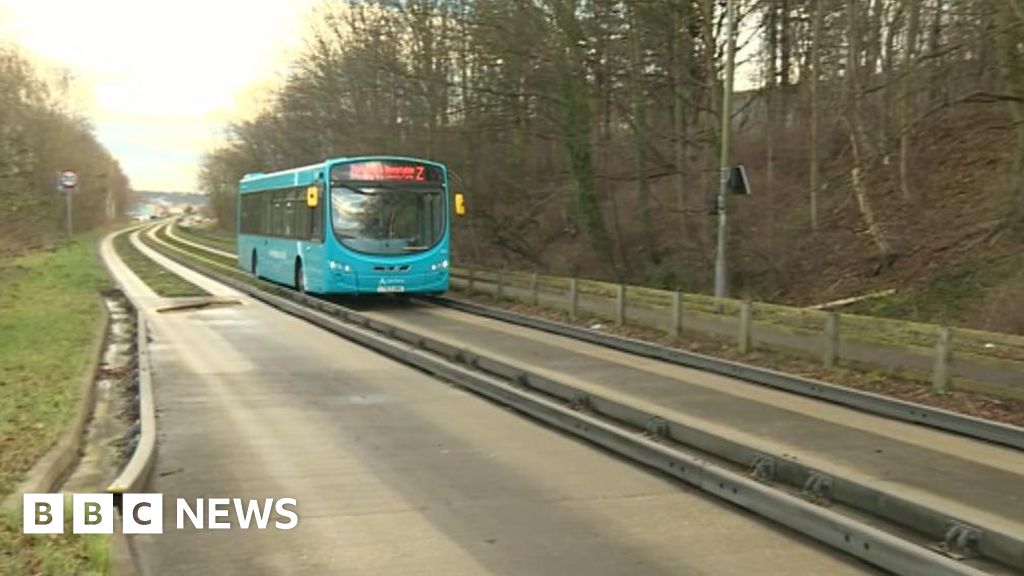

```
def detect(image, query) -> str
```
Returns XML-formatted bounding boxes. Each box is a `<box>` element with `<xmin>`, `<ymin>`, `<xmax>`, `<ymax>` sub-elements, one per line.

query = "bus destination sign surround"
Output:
<box><xmin>333</xmin><ymin>161</ymin><xmax>442</xmax><ymax>183</ymax></box>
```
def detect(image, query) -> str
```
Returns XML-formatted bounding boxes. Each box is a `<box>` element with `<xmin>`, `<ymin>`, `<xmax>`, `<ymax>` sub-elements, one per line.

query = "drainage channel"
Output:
<box><xmin>60</xmin><ymin>290</ymin><xmax>140</xmax><ymax>495</ymax></box>
<box><xmin>138</xmin><ymin>234</ymin><xmax>1018</xmax><ymax>576</ymax></box>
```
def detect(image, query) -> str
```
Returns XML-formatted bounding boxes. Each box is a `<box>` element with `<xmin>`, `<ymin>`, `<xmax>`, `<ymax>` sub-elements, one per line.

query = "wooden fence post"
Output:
<box><xmin>496</xmin><ymin>268</ymin><xmax>505</xmax><ymax>302</ymax></box>
<box><xmin>569</xmin><ymin>278</ymin><xmax>579</xmax><ymax>321</ymax></box>
<box><xmin>668</xmin><ymin>291</ymin><xmax>682</xmax><ymax>337</ymax></box>
<box><xmin>933</xmin><ymin>327</ymin><xmax>952</xmax><ymax>394</ymax></box>
<box><xmin>823</xmin><ymin>312</ymin><xmax>839</xmax><ymax>368</ymax></box>
<box><xmin>467</xmin><ymin>267</ymin><xmax>475</xmax><ymax>295</ymax></box>
<box><xmin>531</xmin><ymin>272</ymin><xmax>539</xmax><ymax>306</ymax></box>
<box><xmin>615</xmin><ymin>284</ymin><xmax>626</xmax><ymax>326</ymax></box>
<box><xmin>738</xmin><ymin>301</ymin><xmax>752</xmax><ymax>355</ymax></box>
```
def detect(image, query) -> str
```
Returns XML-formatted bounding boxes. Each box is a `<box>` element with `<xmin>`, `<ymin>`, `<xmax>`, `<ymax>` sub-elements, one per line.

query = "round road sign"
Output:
<box><xmin>59</xmin><ymin>170</ymin><xmax>78</xmax><ymax>189</ymax></box>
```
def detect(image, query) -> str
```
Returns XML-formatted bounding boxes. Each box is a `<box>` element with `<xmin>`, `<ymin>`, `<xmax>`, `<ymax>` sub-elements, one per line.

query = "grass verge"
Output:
<box><xmin>113</xmin><ymin>229</ymin><xmax>207</xmax><ymax>297</ymax></box>
<box><xmin>175</xmin><ymin>225</ymin><xmax>236</xmax><ymax>253</ymax></box>
<box><xmin>0</xmin><ymin>506</ymin><xmax>108</xmax><ymax>576</ymax></box>
<box><xmin>0</xmin><ymin>233</ymin><xmax>111</xmax><ymax>574</ymax></box>
<box><xmin>155</xmin><ymin>226</ymin><xmax>236</xmax><ymax>268</ymax></box>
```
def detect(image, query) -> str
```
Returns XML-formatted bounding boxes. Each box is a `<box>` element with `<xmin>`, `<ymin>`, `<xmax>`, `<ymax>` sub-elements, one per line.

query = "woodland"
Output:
<box><xmin>0</xmin><ymin>44</ymin><xmax>133</xmax><ymax>252</ymax></box>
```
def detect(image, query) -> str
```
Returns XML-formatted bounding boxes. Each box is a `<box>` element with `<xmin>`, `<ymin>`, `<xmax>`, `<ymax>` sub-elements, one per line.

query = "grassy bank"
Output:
<box><xmin>0</xmin><ymin>234</ymin><xmax>111</xmax><ymax>574</ymax></box>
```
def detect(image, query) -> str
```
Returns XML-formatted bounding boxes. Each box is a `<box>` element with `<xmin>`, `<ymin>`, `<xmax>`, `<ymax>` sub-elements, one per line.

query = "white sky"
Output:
<box><xmin>0</xmin><ymin>0</ymin><xmax>317</xmax><ymax>192</ymax></box>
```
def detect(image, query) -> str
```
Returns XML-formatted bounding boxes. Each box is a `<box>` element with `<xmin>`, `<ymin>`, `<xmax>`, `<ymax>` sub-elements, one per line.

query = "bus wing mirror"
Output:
<box><xmin>454</xmin><ymin>192</ymin><xmax>466</xmax><ymax>216</ymax></box>
<box><xmin>307</xmin><ymin>185</ymin><xmax>320</xmax><ymax>208</ymax></box>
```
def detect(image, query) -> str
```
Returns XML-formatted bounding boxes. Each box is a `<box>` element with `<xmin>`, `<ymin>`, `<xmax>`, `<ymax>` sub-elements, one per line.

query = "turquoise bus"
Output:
<box><xmin>237</xmin><ymin>156</ymin><xmax>463</xmax><ymax>295</ymax></box>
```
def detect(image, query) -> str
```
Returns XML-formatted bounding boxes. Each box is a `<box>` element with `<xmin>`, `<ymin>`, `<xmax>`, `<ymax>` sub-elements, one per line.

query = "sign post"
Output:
<box><xmin>59</xmin><ymin>170</ymin><xmax>78</xmax><ymax>237</ymax></box>
<box><xmin>714</xmin><ymin>0</ymin><xmax>737</xmax><ymax>300</ymax></box>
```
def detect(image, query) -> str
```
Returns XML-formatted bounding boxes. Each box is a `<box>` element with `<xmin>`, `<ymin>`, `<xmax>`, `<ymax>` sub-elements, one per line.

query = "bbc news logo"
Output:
<box><xmin>23</xmin><ymin>494</ymin><xmax>299</xmax><ymax>534</ymax></box>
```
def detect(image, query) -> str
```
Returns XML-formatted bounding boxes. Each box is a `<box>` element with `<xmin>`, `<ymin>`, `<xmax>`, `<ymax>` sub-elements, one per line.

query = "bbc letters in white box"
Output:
<box><xmin>23</xmin><ymin>494</ymin><xmax>298</xmax><ymax>534</ymax></box>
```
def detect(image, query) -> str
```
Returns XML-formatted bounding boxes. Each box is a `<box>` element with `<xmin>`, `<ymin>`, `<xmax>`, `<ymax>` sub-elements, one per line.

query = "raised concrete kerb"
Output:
<box><xmin>98</xmin><ymin>228</ymin><xmax>159</xmax><ymax>495</ymax></box>
<box><xmin>0</xmin><ymin>296</ymin><xmax>109</xmax><ymax>513</ymax></box>
<box><xmin>106</xmin><ymin>312</ymin><xmax>156</xmax><ymax>494</ymax></box>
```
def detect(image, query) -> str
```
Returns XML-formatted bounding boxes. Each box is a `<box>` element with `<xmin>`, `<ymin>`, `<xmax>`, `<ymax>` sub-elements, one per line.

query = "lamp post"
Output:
<box><xmin>714</xmin><ymin>0</ymin><xmax>737</xmax><ymax>300</ymax></box>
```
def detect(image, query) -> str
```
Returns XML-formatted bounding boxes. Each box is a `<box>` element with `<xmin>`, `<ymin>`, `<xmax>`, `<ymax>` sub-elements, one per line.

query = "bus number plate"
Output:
<box><xmin>377</xmin><ymin>285</ymin><xmax>405</xmax><ymax>293</ymax></box>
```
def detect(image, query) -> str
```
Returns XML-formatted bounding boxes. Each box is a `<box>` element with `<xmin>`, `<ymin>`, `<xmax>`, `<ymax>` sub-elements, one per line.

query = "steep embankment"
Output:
<box><xmin>775</xmin><ymin>107</ymin><xmax>1024</xmax><ymax>333</ymax></box>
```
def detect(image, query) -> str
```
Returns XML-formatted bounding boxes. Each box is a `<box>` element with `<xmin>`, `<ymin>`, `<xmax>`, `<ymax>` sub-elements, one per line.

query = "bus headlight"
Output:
<box><xmin>430</xmin><ymin>259</ymin><xmax>449</xmax><ymax>272</ymax></box>
<box><xmin>330</xmin><ymin>261</ymin><xmax>352</xmax><ymax>273</ymax></box>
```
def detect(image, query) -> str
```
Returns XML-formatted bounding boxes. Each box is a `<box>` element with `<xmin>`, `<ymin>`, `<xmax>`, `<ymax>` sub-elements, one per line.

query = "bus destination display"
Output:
<box><xmin>332</xmin><ymin>161</ymin><xmax>443</xmax><ymax>183</ymax></box>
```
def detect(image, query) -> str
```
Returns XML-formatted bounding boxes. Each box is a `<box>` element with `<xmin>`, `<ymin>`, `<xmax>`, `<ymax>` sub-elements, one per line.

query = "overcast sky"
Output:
<box><xmin>0</xmin><ymin>0</ymin><xmax>317</xmax><ymax>192</ymax></box>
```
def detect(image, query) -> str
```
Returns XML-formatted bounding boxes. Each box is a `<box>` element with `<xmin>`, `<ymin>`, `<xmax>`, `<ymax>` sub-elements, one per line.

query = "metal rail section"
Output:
<box><xmin>144</xmin><ymin>224</ymin><xmax>1020</xmax><ymax>575</ymax></box>
<box><xmin>427</xmin><ymin>296</ymin><xmax>1024</xmax><ymax>451</ymax></box>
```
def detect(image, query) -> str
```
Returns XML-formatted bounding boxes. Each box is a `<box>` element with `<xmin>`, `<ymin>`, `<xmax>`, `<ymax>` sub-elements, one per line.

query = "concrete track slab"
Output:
<box><xmin>359</xmin><ymin>301</ymin><xmax>1024</xmax><ymax>536</ymax></box>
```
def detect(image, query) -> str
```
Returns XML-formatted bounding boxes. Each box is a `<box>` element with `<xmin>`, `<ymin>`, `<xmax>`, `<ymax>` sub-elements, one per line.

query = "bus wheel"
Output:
<box><xmin>251</xmin><ymin>250</ymin><xmax>258</xmax><ymax>277</ymax></box>
<box><xmin>295</xmin><ymin>260</ymin><xmax>305</xmax><ymax>293</ymax></box>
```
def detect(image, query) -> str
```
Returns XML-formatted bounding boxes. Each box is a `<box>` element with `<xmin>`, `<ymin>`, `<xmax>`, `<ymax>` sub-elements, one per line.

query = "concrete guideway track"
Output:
<box><xmin>160</xmin><ymin>223</ymin><xmax>1024</xmax><ymax>550</ymax></box>
<box><xmin>98</xmin><ymin>226</ymin><xmax>886</xmax><ymax>575</ymax></box>
<box><xmin>362</xmin><ymin>302</ymin><xmax>1024</xmax><ymax>562</ymax></box>
<box><xmin>166</xmin><ymin>220</ymin><xmax>1024</xmax><ymax>448</ymax></box>
<box><xmin>140</xmin><ymin>222</ymin><xmax>1019</xmax><ymax>569</ymax></box>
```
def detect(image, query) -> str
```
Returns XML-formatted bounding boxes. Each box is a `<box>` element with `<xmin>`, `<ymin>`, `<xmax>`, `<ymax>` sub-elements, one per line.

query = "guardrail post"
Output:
<box><xmin>738</xmin><ymin>300</ymin><xmax>752</xmax><ymax>355</ymax></box>
<box><xmin>467</xmin><ymin>267</ymin><xmax>475</xmax><ymax>295</ymax></box>
<box><xmin>668</xmin><ymin>291</ymin><xmax>682</xmax><ymax>337</ymax></box>
<box><xmin>823</xmin><ymin>312</ymin><xmax>839</xmax><ymax>368</ymax></box>
<box><xmin>496</xmin><ymin>268</ymin><xmax>505</xmax><ymax>302</ymax></box>
<box><xmin>569</xmin><ymin>278</ymin><xmax>579</xmax><ymax>321</ymax></box>
<box><xmin>933</xmin><ymin>327</ymin><xmax>952</xmax><ymax>394</ymax></box>
<box><xmin>531</xmin><ymin>272</ymin><xmax>539</xmax><ymax>306</ymax></box>
<box><xmin>615</xmin><ymin>284</ymin><xmax>626</xmax><ymax>326</ymax></box>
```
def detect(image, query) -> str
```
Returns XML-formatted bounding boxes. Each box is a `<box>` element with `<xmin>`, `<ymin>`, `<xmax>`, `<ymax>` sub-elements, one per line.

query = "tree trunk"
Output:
<box><xmin>846</xmin><ymin>0</ymin><xmax>895</xmax><ymax>264</ymax></box>
<box><xmin>997</xmin><ymin>0</ymin><xmax>1024</xmax><ymax>225</ymax></box>
<box><xmin>551</xmin><ymin>1</ymin><xmax>614</xmax><ymax>264</ymax></box>
<box><xmin>627</xmin><ymin>2</ymin><xmax>657</xmax><ymax>265</ymax></box>
<box><xmin>928</xmin><ymin>0</ymin><xmax>946</xmax><ymax>106</ymax></box>
<box><xmin>700</xmin><ymin>0</ymin><xmax>719</xmax><ymax>256</ymax></box>
<box><xmin>765</xmin><ymin>4</ymin><xmax>778</xmax><ymax>204</ymax></box>
<box><xmin>809</xmin><ymin>0</ymin><xmax>823</xmax><ymax>232</ymax></box>
<box><xmin>671</xmin><ymin>1</ymin><xmax>691</xmax><ymax>237</ymax></box>
<box><xmin>898</xmin><ymin>0</ymin><xmax>921</xmax><ymax>201</ymax></box>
